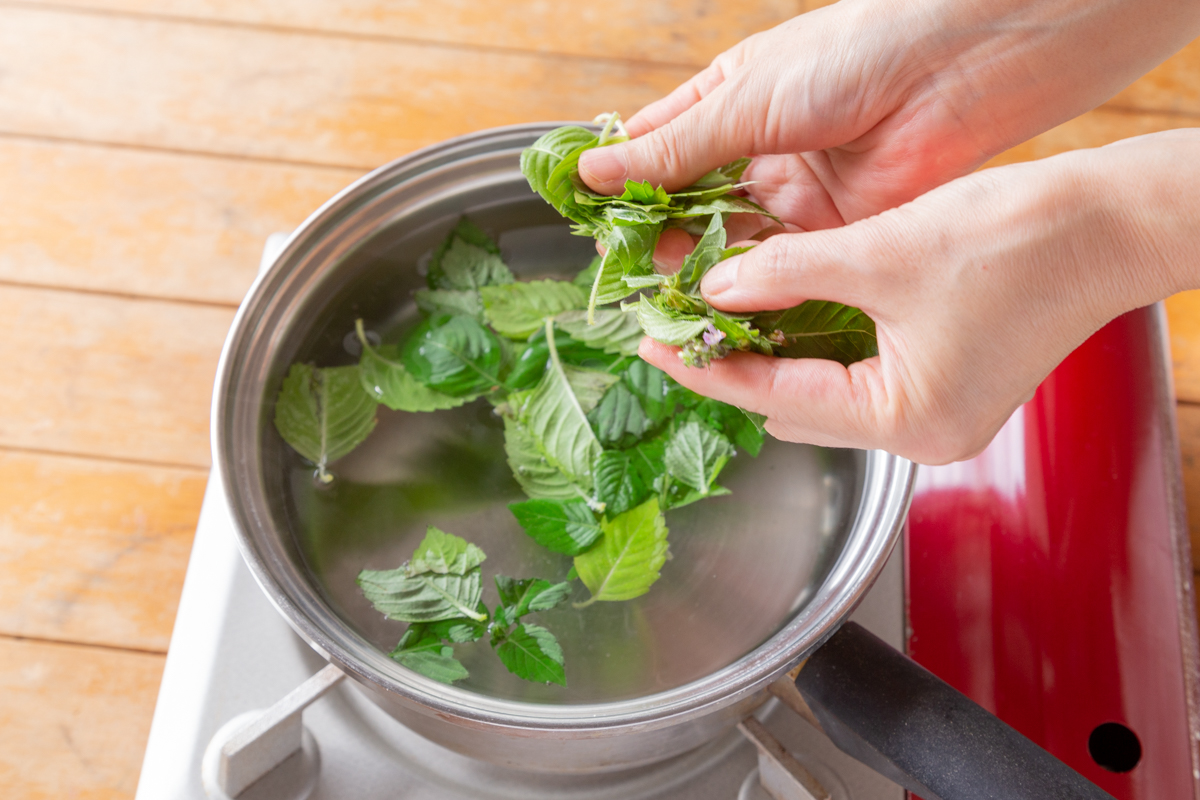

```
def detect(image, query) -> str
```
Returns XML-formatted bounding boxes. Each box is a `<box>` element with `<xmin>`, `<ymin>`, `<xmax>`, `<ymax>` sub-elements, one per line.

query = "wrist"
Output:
<box><xmin>1030</xmin><ymin>132</ymin><xmax>1200</xmax><ymax>326</ymax></box>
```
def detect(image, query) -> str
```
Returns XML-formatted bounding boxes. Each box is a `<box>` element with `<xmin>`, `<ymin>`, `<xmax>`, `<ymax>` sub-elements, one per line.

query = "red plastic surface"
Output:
<box><xmin>906</xmin><ymin>307</ymin><xmax>1196</xmax><ymax>799</ymax></box>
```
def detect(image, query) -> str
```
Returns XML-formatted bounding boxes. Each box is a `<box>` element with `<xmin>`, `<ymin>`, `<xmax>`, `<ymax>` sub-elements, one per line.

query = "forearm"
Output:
<box><xmin>836</xmin><ymin>0</ymin><xmax>1200</xmax><ymax>163</ymax></box>
<box><xmin>1081</xmin><ymin>130</ymin><xmax>1200</xmax><ymax>309</ymax></box>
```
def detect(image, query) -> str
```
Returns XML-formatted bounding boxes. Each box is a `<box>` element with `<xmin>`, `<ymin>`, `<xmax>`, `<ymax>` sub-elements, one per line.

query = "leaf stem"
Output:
<box><xmin>587</xmin><ymin>249</ymin><xmax>613</xmax><ymax>325</ymax></box>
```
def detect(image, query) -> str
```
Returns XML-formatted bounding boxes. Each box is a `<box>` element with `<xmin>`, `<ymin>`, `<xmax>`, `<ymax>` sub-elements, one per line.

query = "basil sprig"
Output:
<box><xmin>521</xmin><ymin>113</ymin><xmax>879</xmax><ymax>368</ymax></box>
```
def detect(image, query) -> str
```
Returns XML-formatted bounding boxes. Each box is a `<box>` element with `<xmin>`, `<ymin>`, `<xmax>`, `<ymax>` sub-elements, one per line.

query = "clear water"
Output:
<box><xmin>279</xmin><ymin>220</ymin><xmax>858</xmax><ymax>704</ymax></box>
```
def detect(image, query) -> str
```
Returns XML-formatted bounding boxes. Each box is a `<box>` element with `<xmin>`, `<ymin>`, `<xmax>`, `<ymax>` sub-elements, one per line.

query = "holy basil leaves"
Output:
<box><xmin>520</xmin><ymin>113</ymin><xmax>880</xmax><ymax>368</ymax></box>
<box><xmin>360</xmin><ymin>527</ymin><xmax>569</xmax><ymax>685</ymax></box>
<box><xmin>273</xmin><ymin>209</ymin><xmax>775</xmax><ymax>688</ymax></box>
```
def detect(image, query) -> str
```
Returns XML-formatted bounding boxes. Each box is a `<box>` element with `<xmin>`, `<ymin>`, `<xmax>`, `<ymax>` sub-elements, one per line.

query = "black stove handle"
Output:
<box><xmin>794</xmin><ymin>622</ymin><xmax>1116</xmax><ymax>800</ymax></box>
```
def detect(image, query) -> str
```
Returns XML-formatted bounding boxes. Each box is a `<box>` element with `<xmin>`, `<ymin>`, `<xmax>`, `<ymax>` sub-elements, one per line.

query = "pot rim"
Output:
<box><xmin>212</xmin><ymin>122</ymin><xmax>916</xmax><ymax>736</ymax></box>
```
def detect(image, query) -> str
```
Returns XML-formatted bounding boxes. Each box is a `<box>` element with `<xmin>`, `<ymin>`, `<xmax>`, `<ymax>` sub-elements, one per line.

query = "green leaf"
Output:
<box><xmin>519</xmin><ymin>321</ymin><xmax>605</xmax><ymax>488</ymax></box>
<box><xmin>592</xmin><ymin>449</ymin><xmax>649</xmax><ymax>517</ymax></box>
<box><xmin>402</xmin><ymin>315</ymin><xmax>503</xmax><ymax>395</ymax></box>
<box><xmin>521</xmin><ymin>126</ymin><xmax>600</xmax><ymax>224</ymax></box>
<box><xmin>574</xmin><ymin>497</ymin><xmax>669</xmax><ymax>605</ymax></box>
<box><xmin>504</xmin><ymin>326</ymin><xmax>621</xmax><ymax>391</ymax></box>
<box><xmin>414</xmin><ymin>288</ymin><xmax>484</xmax><ymax>320</ymax></box>
<box><xmin>494</xmin><ymin>575</ymin><xmax>573</xmax><ymax>618</ymax></box>
<box><xmin>564</xmin><ymin>366</ymin><xmax>620</xmax><ymax>415</ymax></box>
<box><xmin>493</xmin><ymin>623</ymin><xmax>566</xmax><ymax>685</ymax></box>
<box><xmin>585</xmin><ymin>225</ymin><xmax>660</xmax><ymax>321</ymax></box>
<box><xmin>628</xmin><ymin>435</ymin><xmax>668</xmax><ymax>489</ymax></box>
<box><xmin>389</xmin><ymin>626</ymin><xmax>469</xmax><ymax>684</ymax></box>
<box><xmin>357</xmin><ymin>322</ymin><xmax>472</xmax><ymax>412</ymax></box>
<box><xmin>635</xmin><ymin>295</ymin><xmax>710</xmax><ymax>346</ymax></box>
<box><xmin>618</xmin><ymin>180</ymin><xmax>672</xmax><ymax>206</ymax></box>
<box><xmin>588</xmin><ymin>224</ymin><xmax>660</xmax><ymax>319</ymax></box>
<box><xmin>503</xmin><ymin>417</ymin><xmax>586</xmax><ymax>501</ymax></box>
<box><xmin>274</xmin><ymin>363</ymin><xmax>378</xmax><ymax>483</ymax></box>
<box><xmin>663</xmin><ymin>483</ymin><xmax>732</xmax><ymax>510</ymax></box>
<box><xmin>587</xmin><ymin>249</ymin><xmax>635</xmax><ymax>315</ymax></box>
<box><xmin>621</xmin><ymin>273</ymin><xmax>668</xmax><ymax>289</ymax></box>
<box><xmin>622</xmin><ymin>360</ymin><xmax>677</xmax><ymax>425</ymax></box>
<box><xmin>555</xmin><ymin>308</ymin><xmax>644</xmax><ymax>356</ymax></box>
<box><xmin>710</xmin><ymin>310</ymin><xmax>774</xmax><ymax>354</ymax></box>
<box><xmin>664</xmin><ymin>421</ymin><xmax>735</xmax><ymax>496</ymax></box>
<box><xmin>678</xmin><ymin>212</ymin><xmax>727</xmax><ymax>292</ymax></box>
<box><xmin>690</xmin><ymin>158</ymin><xmax>752</xmax><ymax>188</ymax></box>
<box><xmin>508</xmin><ymin>498</ymin><xmax>603</xmax><ymax>555</ymax></box>
<box><xmin>587</xmin><ymin>382</ymin><xmax>649</xmax><ymax>446</ymax></box>
<box><xmin>680</xmin><ymin>195</ymin><xmax>776</xmax><ymax>222</ymax></box>
<box><xmin>480</xmin><ymin>280</ymin><xmax>587</xmax><ymax>339</ymax></box>
<box><xmin>408</xmin><ymin>526</ymin><xmax>486</xmax><ymax>576</ymax></box>
<box><xmin>693</xmin><ymin>398</ymin><xmax>766</xmax><ymax>457</ymax></box>
<box><xmin>357</xmin><ymin>568</ymin><xmax>487</xmax><ymax>623</ymax></box>
<box><xmin>428</xmin><ymin>218</ymin><xmax>513</xmax><ymax>291</ymax></box>
<box><xmin>423</xmin><ymin>612</ymin><xmax>488</xmax><ymax>643</ymax></box>
<box><xmin>573</xmin><ymin>254</ymin><xmax>602</xmax><ymax>289</ymax></box>
<box><xmin>752</xmin><ymin>301</ymin><xmax>878</xmax><ymax>365</ymax></box>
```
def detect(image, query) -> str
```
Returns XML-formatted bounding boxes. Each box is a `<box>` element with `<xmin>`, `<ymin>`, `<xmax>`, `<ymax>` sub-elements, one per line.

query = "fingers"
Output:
<box><xmin>699</xmin><ymin>228</ymin><xmax>876</xmax><ymax>313</ymax></box>
<box><xmin>638</xmin><ymin>339</ymin><xmax>886</xmax><ymax>451</ymax></box>
<box><xmin>625</xmin><ymin>63</ymin><xmax>732</xmax><ymax>138</ymax></box>
<box><xmin>652</xmin><ymin>228</ymin><xmax>694</xmax><ymax>274</ymax></box>
<box><xmin>579</xmin><ymin>78</ymin><xmax>758</xmax><ymax>195</ymax></box>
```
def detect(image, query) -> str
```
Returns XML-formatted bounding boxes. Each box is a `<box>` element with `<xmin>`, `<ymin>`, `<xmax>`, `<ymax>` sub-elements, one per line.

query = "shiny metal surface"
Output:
<box><xmin>213</xmin><ymin>123</ymin><xmax>915</xmax><ymax>772</ymax></box>
<box><xmin>906</xmin><ymin>305</ymin><xmax>1200</xmax><ymax>799</ymax></box>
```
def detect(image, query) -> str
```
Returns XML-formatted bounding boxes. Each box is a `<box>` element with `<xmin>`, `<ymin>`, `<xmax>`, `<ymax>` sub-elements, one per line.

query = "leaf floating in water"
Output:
<box><xmin>273</xmin><ymin>363</ymin><xmax>377</xmax><ymax>483</ymax></box>
<box><xmin>574</xmin><ymin>497</ymin><xmax>669</xmax><ymax>605</ymax></box>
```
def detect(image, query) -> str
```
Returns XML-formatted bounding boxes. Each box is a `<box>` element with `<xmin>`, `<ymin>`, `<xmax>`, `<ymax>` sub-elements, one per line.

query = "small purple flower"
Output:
<box><xmin>702</xmin><ymin>324</ymin><xmax>726</xmax><ymax>347</ymax></box>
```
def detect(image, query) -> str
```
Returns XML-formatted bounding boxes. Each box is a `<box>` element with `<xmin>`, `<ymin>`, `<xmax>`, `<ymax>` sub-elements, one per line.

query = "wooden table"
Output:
<box><xmin>0</xmin><ymin>1</ymin><xmax>1195</xmax><ymax>795</ymax></box>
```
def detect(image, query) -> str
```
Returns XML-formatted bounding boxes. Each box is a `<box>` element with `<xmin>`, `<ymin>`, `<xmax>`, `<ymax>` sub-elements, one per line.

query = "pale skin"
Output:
<box><xmin>578</xmin><ymin>0</ymin><xmax>1200</xmax><ymax>464</ymax></box>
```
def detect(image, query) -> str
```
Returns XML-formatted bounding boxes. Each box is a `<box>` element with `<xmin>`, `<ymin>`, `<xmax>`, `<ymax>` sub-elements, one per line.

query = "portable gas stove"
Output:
<box><xmin>134</xmin><ymin>237</ymin><xmax>1200</xmax><ymax>799</ymax></box>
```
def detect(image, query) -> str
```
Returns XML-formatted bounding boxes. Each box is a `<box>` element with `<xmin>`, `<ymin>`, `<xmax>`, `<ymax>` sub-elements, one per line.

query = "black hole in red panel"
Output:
<box><xmin>1088</xmin><ymin>722</ymin><xmax>1142</xmax><ymax>773</ymax></box>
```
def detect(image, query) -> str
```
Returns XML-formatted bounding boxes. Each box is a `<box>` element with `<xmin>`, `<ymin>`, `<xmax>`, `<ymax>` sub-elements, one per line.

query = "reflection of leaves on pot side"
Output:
<box><xmin>520</xmin><ymin>112</ymin><xmax>879</xmax><ymax>369</ymax></box>
<box><xmin>271</xmin><ymin>211</ymin><xmax>770</xmax><ymax>685</ymax></box>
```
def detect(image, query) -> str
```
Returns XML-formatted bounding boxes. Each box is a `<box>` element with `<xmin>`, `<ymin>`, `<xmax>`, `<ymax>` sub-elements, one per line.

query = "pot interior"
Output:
<box><xmin>260</xmin><ymin>187</ymin><xmax>866</xmax><ymax>705</ymax></box>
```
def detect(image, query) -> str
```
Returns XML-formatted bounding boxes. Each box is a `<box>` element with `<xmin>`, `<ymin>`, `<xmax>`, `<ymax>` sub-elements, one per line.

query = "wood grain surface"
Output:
<box><xmin>0</xmin><ymin>1</ymin><xmax>1195</xmax><ymax>796</ymax></box>
<box><xmin>0</xmin><ymin>284</ymin><xmax>232</xmax><ymax>466</ymax></box>
<box><xmin>0</xmin><ymin>636</ymin><xmax>163</xmax><ymax>798</ymax></box>
<box><xmin>1168</xmin><ymin>290</ymin><xmax>1200</xmax><ymax>404</ymax></box>
<box><xmin>0</xmin><ymin>451</ymin><xmax>205</xmax><ymax>651</ymax></box>
<box><xmin>1181</xmin><ymin>404</ymin><xmax>1200</xmax><ymax>567</ymax></box>
<box><xmin>12</xmin><ymin>0</ymin><xmax>803</xmax><ymax>66</ymax></box>
<box><xmin>0</xmin><ymin>5</ymin><xmax>693</xmax><ymax>168</ymax></box>
<box><xmin>0</xmin><ymin>137</ymin><xmax>360</xmax><ymax>304</ymax></box>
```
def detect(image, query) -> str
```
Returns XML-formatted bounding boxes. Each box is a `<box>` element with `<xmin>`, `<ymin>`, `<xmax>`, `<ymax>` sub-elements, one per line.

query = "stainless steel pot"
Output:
<box><xmin>213</xmin><ymin>124</ymin><xmax>1115</xmax><ymax>799</ymax></box>
<box><xmin>213</xmin><ymin>122</ymin><xmax>912</xmax><ymax>772</ymax></box>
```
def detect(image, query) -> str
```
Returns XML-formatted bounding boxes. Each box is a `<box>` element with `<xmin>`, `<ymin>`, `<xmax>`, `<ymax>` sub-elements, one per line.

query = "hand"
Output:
<box><xmin>638</xmin><ymin>131</ymin><xmax>1200</xmax><ymax>463</ymax></box>
<box><xmin>580</xmin><ymin>0</ymin><xmax>1200</xmax><ymax>235</ymax></box>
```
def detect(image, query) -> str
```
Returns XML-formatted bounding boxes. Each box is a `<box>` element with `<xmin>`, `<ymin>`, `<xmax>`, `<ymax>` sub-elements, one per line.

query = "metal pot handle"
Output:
<box><xmin>791</xmin><ymin>622</ymin><xmax>1115</xmax><ymax>800</ymax></box>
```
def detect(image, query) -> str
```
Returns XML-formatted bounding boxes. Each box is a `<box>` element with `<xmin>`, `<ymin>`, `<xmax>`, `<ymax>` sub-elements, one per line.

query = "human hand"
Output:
<box><xmin>580</xmin><ymin>0</ymin><xmax>1200</xmax><ymax>238</ymax></box>
<box><xmin>638</xmin><ymin>131</ymin><xmax>1200</xmax><ymax>464</ymax></box>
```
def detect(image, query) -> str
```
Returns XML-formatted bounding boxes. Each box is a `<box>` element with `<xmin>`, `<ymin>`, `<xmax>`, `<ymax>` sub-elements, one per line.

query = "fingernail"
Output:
<box><xmin>579</xmin><ymin>146</ymin><xmax>629</xmax><ymax>189</ymax></box>
<box><xmin>702</xmin><ymin>255</ymin><xmax>741</xmax><ymax>297</ymax></box>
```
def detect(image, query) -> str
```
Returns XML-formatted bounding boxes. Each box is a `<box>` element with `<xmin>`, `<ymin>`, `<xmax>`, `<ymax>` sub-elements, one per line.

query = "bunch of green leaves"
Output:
<box><xmin>520</xmin><ymin>113</ymin><xmax>880</xmax><ymax>368</ymax></box>
<box><xmin>358</xmin><ymin>526</ymin><xmax>571</xmax><ymax>685</ymax></box>
<box><xmin>274</xmin><ymin>215</ymin><xmax>766</xmax><ymax>621</ymax></box>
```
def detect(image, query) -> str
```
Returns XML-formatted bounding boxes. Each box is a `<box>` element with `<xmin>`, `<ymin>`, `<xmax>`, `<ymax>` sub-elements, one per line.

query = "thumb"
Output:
<box><xmin>699</xmin><ymin>229</ymin><xmax>877</xmax><ymax>313</ymax></box>
<box><xmin>579</xmin><ymin>83</ymin><xmax>756</xmax><ymax>195</ymax></box>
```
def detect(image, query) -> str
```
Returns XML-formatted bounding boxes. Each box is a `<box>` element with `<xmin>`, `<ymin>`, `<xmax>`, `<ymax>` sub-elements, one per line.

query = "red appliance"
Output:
<box><xmin>907</xmin><ymin>304</ymin><xmax>1200</xmax><ymax>799</ymax></box>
